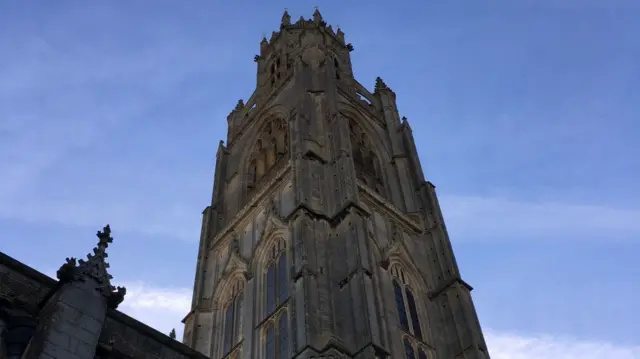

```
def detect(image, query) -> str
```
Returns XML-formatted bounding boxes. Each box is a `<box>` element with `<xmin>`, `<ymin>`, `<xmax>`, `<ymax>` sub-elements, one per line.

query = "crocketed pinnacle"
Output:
<box><xmin>375</xmin><ymin>77</ymin><xmax>390</xmax><ymax>92</ymax></box>
<box><xmin>313</xmin><ymin>7</ymin><xmax>323</xmax><ymax>23</ymax></box>
<box><xmin>281</xmin><ymin>9</ymin><xmax>291</xmax><ymax>26</ymax></box>
<box><xmin>56</xmin><ymin>224</ymin><xmax>126</xmax><ymax>309</ymax></box>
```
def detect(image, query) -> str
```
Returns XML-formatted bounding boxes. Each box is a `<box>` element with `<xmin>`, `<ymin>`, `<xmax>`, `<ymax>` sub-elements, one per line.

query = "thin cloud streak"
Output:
<box><xmin>1</xmin><ymin>192</ymin><xmax>636</xmax><ymax>242</ymax></box>
<box><xmin>440</xmin><ymin>195</ymin><xmax>640</xmax><ymax>241</ymax></box>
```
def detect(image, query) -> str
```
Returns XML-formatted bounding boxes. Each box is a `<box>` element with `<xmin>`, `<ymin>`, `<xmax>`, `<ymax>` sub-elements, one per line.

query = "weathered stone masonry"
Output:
<box><xmin>0</xmin><ymin>226</ymin><xmax>208</xmax><ymax>359</ymax></box>
<box><xmin>184</xmin><ymin>9</ymin><xmax>490</xmax><ymax>359</ymax></box>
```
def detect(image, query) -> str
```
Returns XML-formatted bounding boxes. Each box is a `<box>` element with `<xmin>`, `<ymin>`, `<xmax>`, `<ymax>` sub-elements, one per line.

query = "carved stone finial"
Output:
<box><xmin>169</xmin><ymin>328</ymin><xmax>176</xmax><ymax>339</ymax></box>
<box><xmin>235</xmin><ymin>99</ymin><xmax>244</xmax><ymax>110</ymax></box>
<box><xmin>56</xmin><ymin>257</ymin><xmax>78</xmax><ymax>282</ymax></box>
<box><xmin>313</xmin><ymin>7</ymin><xmax>323</xmax><ymax>24</ymax></box>
<box><xmin>281</xmin><ymin>9</ymin><xmax>291</xmax><ymax>26</ymax></box>
<box><xmin>375</xmin><ymin>77</ymin><xmax>389</xmax><ymax>92</ymax></box>
<box><xmin>107</xmin><ymin>286</ymin><xmax>126</xmax><ymax>309</ymax></box>
<box><xmin>336</xmin><ymin>27</ymin><xmax>345</xmax><ymax>44</ymax></box>
<box><xmin>56</xmin><ymin>225</ymin><xmax>127</xmax><ymax>308</ymax></box>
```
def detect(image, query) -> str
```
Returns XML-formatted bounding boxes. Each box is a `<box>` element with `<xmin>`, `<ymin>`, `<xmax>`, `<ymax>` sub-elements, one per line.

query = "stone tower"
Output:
<box><xmin>182</xmin><ymin>10</ymin><xmax>490</xmax><ymax>359</ymax></box>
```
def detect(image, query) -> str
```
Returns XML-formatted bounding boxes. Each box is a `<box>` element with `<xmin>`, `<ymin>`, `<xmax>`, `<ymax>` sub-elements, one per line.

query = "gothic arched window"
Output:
<box><xmin>263</xmin><ymin>311</ymin><xmax>289</xmax><ymax>359</ymax></box>
<box><xmin>348</xmin><ymin>119</ymin><xmax>384</xmax><ymax>193</ymax></box>
<box><xmin>334</xmin><ymin>56</ymin><xmax>340</xmax><ymax>79</ymax></box>
<box><xmin>222</xmin><ymin>280</ymin><xmax>245</xmax><ymax>355</ymax></box>
<box><xmin>393</xmin><ymin>279</ymin><xmax>409</xmax><ymax>331</ymax></box>
<box><xmin>404</xmin><ymin>338</ymin><xmax>416</xmax><ymax>359</ymax></box>
<box><xmin>261</xmin><ymin>238</ymin><xmax>290</xmax><ymax>359</ymax></box>
<box><xmin>264</xmin><ymin>238</ymin><xmax>288</xmax><ymax>317</ymax></box>
<box><xmin>277</xmin><ymin>311</ymin><xmax>289</xmax><ymax>358</ymax></box>
<box><xmin>247</xmin><ymin>118</ymin><xmax>289</xmax><ymax>193</ymax></box>
<box><xmin>391</xmin><ymin>265</ymin><xmax>423</xmax><ymax>340</ymax></box>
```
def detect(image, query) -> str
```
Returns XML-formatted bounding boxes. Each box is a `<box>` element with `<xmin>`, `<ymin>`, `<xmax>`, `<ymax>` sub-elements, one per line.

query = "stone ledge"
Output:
<box><xmin>104</xmin><ymin>310</ymin><xmax>208</xmax><ymax>359</ymax></box>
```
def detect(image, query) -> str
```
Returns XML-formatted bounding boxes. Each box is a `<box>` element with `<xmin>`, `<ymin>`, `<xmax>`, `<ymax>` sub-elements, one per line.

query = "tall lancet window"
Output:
<box><xmin>223</xmin><ymin>279</ymin><xmax>245</xmax><ymax>355</ymax></box>
<box><xmin>262</xmin><ymin>238</ymin><xmax>290</xmax><ymax>358</ymax></box>
<box><xmin>391</xmin><ymin>265</ymin><xmax>423</xmax><ymax>340</ymax></box>
<box><xmin>404</xmin><ymin>338</ymin><xmax>416</xmax><ymax>359</ymax></box>
<box><xmin>246</xmin><ymin>117</ymin><xmax>289</xmax><ymax>198</ymax></box>
<box><xmin>264</xmin><ymin>238</ymin><xmax>288</xmax><ymax>317</ymax></box>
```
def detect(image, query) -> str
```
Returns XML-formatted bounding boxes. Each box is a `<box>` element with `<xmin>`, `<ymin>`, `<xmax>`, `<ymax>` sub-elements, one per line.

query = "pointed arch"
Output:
<box><xmin>261</xmin><ymin>309</ymin><xmax>289</xmax><ymax>359</ymax></box>
<box><xmin>249</xmin><ymin>204</ymin><xmax>289</xmax><ymax>276</ymax></box>
<box><xmin>212</xmin><ymin>238</ymin><xmax>250</xmax><ymax>310</ymax></box>
<box><xmin>389</xmin><ymin>261</ymin><xmax>425</xmax><ymax>341</ymax></box>
<box><xmin>212</xmin><ymin>271</ymin><xmax>247</xmax><ymax>311</ymax></box>
<box><xmin>338</xmin><ymin>101</ymin><xmax>392</xmax><ymax>158</ymax></box>
<box><xmin>403</xmin><ymin>337</ymin><xmax>416</xmax><ymax>359</ymax></box>
<box><xmin>218</xmin><ymin>276</ymin><xmax>245</xmax><ymax>356</ymax></box>
<box><xmin>340</xmin><ymin>106</ymin><xmax>390</xmax><ymax>197</ymax></box>
<box><xmin>381</xmin><ymin>234</ymin><xmax>429</xmax><ymax>294</ymax></box>
<box><xmin>241</xmin><ymin>104</ymin><xmax>291</xmax><ymax>203</ymax></box>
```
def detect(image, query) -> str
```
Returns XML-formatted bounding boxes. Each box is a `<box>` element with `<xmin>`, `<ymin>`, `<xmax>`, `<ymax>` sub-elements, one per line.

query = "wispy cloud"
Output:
<box><xmin>115</xmin><ymin>283</ymin><xmax>640</xmax><ymax>359</ymax></box>
<box><xmin>486</xmin><ymin>331</ymin><xmax>640</xmax><ymax>359</ymax></box>
<box><xmin>440</xmin><ymin>195</ymin><xmax>640</xmax><ymax>241</ymax></box>
<box><xmin>3</xmin><ymin>193</ymin><xmax>637</xmax><ymax>243</ymax></box>
<box><xmin>118</xmin><ymin>282</ymin><xmax>192</xmax><ymax>338</ymax></box>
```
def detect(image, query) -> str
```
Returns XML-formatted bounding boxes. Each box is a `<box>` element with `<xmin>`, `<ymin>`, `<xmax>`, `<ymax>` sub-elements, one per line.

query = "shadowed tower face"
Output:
<box><xmin>183</xmin><ymin>9</ymin><xmax>490</xmax><ymax>359</ymax></box>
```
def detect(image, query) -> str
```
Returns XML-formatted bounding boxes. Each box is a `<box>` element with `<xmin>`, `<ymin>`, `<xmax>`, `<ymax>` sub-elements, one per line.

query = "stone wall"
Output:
<box><xmin>100</xmin><ymin>311</ymin><xmax>207</xmax><ymax>359</ymax></box>
<box><xmin>0</xmin><ymin>252</ymin><xmax>207</xmax><ymax>359</ymax></box>
<box><xmin>0</xmin><ymin>252</ymin><xmax>55</xmax><ymax>314</ymax></box>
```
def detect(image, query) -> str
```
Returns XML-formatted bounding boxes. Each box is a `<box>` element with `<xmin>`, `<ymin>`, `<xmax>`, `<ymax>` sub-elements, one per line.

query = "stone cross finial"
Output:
<box><xmin>169</xmin><ymin>328</ymin><xmax>176</xmax><ymax>339</ymax></box>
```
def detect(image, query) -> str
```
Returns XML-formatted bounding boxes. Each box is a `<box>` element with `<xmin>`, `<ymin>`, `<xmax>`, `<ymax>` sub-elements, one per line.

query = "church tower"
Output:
<box><xmin>183</xmin><ymin>10</ymin><xmax>490</xmax><ymax>359</ymax></box>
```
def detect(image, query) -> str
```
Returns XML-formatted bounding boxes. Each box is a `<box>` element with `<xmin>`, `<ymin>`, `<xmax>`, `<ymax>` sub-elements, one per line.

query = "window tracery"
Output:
<box><xmin>402</xmin><ymin>337</ymin><xmax>431</xmax><ymax>359</ymax></box>
<box><xmin>247</xmin><ymin>117</ymin><xmax>289</xmax><ymax>192</ymax></box>
<box><xmin>404</xmin><ymin>338</ymin><xmax>416</xmax><ymax>359</ymax></box>
<box><xmin>349</xmin><ymin>119</ymin><xmax>384</xmax><ymax>194</ymax></box>
<box><xmin>391</xmin><ymin>265</ymin><xmax>423</xmax><ymax>340</ymax></box>
<box><xmin>262</xmin><ymin>310</ymin><xmax>289</xmax><ymax>359</ymax></box>
<box><xmin>261</xmin><ymin>238</ymin><xmax>290</xmax><ymax>359</ymax></box>
<box><xmin>270</xmin><ymin>56</ymin><xmax>282</xmax><ymax>87</ymax></box>
<box><xmin>264</xmin><ymin>238</ymin><xmax>288</xmax><ymax>317</ymax></box>
<box><xmin>222</xmin><ymin>279</ymin><xmax>245</xmax><ymax>356</ymax></box>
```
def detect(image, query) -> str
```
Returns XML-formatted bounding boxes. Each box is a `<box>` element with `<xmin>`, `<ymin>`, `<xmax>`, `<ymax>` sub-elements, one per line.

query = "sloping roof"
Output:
<box><xmin>0</xmin><ymin>251</ymin><xmax>208</xmax><ymax>359</ymax></box>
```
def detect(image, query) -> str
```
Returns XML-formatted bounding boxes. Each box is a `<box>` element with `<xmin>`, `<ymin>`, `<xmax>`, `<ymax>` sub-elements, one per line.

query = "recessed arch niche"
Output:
<box><xmin>246</xmin><ymin>116</ymin><xmax>289</xmax><ymax>192</ymax></box>
<box><xmin>348</xmin><ymin>118</ymin><xmax>385</xmax><ymax>195</ymax></box>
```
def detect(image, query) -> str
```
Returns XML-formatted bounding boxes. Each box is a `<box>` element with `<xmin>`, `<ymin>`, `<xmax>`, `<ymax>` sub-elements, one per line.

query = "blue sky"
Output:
<box><xmin>1</xmin><ymin>1</ymin><xmax>638</xmax><ymax>358</ymax></box>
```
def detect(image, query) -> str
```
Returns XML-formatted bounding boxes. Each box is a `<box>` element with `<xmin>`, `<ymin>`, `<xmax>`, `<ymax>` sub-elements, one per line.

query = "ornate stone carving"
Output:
<box><xmin>56</xmin><ymin>225</ymin><xmax>126</xmax><ymax>309</ymax></box>
<box><xmin>348</xmin><ymin>119</ymin><xmax>384</xmax><ymax>195</ymax></box>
